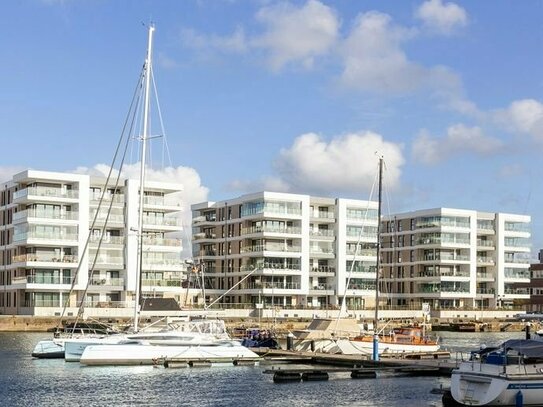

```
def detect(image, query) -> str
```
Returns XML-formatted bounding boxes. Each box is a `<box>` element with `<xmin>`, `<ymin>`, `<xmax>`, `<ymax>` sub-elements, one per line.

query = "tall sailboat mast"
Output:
<box><xmin>372</xmin><ymin>156</ymin><xmax>383</xmax><ymax>361</ymax></box>
<box><xmin>133</xmin><ymin>24</ymin><xmax>155</xmax><ymax>333</ymax></box>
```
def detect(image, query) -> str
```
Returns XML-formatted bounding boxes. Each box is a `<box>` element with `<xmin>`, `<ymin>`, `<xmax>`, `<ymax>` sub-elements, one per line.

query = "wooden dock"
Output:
<box><xmin>254</xmin><ymin>348</ymin><xmax>461</xmax><ymax>381</ymax></box>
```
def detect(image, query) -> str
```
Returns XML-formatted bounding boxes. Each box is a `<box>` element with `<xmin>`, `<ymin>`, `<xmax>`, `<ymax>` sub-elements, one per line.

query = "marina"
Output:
<box><xmin>0</xmin><ymin>330</ymin><xmax>528</xmax><ymax>406</ymax></box>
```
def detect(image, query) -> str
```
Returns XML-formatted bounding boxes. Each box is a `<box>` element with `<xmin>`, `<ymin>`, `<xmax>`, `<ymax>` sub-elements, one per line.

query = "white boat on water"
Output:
<box><xmin>80</xmin><ymin>340</ymin><xmax>258</xmax><ymax>366</ymax></box>
<box><xmin>64</xmin><ymin>319</ymin><xmax>231</xmax><ymax>362</ymax></box>
<box><xmin>449</xmin><ymin>339</ymin><xmax>543</xmax><ymax>406</ymax></box>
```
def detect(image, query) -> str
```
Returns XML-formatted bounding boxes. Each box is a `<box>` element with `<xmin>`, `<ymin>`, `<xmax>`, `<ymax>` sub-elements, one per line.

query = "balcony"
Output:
<box><xmin>310</xmin><ymin>229</ymin><xmax>335</xmax><ymax>238</ymax></box>
<box><xmin>13</xmin><ymin>209</ymin><xmax>79</xmax><ymax>222</ymax></box>
<box><xmin>477</xmin><ymin>257</ymin><xmax>495</xmax><ymax>266</ymax></box>
<box><xmin>142</xmin><ymin>216</ymin><xmax>182</xmax><ymax>228</ymax></box>
<box><xmin>504</xmin><ymin>288</ymin><xmax>530</xmax><ymax>295</ymax></box>
<box><xmin>142</xmin><ymin>258</ymin><xmax>184</xmax><ymax>267</ymax></box>
<box><xmin>245</xmin><ymin>282</ymin><xmax>300</xmax><ymax>290</ymax></box>
<box><xmin>142</xmin><ymin>237</ymin><xmax>181</xmax><ymax>247</ymax></box>
<box><xmin>311</xmin><ymin>211</ymin><xmax>335</xmax><ymax>221</ymax></box>
<box><xmin>240</xmin><ymin>245</ymin><xmax>301</xmax><ymax>254</ymax></box>
<box><xmin>310</xmin><ymin>265</ymin><xmax>336</xmax><ymax>274</ymax></box>
<box><xmin>476</xmin><ymin>288</ymin><xmax>495</xmax><ymax>295</ymax></box>
<box><xmin>14</xmin><ymin>186</ymin><xmax>79</xmax><ymax>201</ymax></box>
<box><xmin>92</xmin><ymin>256</ymin><xmax>124</xmax><ymax>266</ymax></box>
<box><xmin>346</xmin><ymin>248</ymin><xmax>377</xmax><ymax>257</ymax></box>
<box><xmin>422</xmin><ymin>254</ymin><xmax>470</xmax><ymax>262</ymax></box>
<box><xmin>192</xmin><ymin>214</ymin><xmax>217</xmax><ymax>224</ymax></box>
<box><xmin>90</xmin><ymin>193</ymin><xmax>124</xmax><ymax>204</ymax></box>
<box><xmin>241</xmin><ymin>225</ymin><xmax>301</xmax><ymax>235</ymax></box>
<box><xmin>90</xmin><ymin>214</ymin><xmax>124</xmax><ymax>224</ymax></box>
<box><xmin>89</xmin><ymin>235</ymin><xmax>125</xmax><ymax>245</ymax></box>
<box><xmin>240</xmin><ymin>263</ymin><xmax>302</xmax><ymax>273</ymax></box>
<box><xmin>12</xmin><ymin>254</ymin><xmax>78</xmax><ymax>263</ymax></box>
<box><xmin>142</xmin><ymin>279</ymin><xmax>182</xmax><ymax>287</ymax></box>
<box><xmin>16</xmin><ymin>275</ymin><xmax>73</xmax><ymax>285</ymax></box>
<box><xmin>13</xmin><ymin>231</ymin><xmax>78</xmax><ymax>243</ymax></box>
<box><xmin>89</xmin><ymin>278</ymin><xmax>124</xmax><ymax>287</ymax></box>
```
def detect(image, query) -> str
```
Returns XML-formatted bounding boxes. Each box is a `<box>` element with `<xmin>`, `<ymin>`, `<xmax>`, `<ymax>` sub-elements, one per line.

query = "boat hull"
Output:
<box><xmin>337</xmin><ymin>339</ymin><xmax>440</xmax><ymax>355</ymax></box>
<box><xmin>31</xmin><ymin>339</ymin><xmax>65</xmax><ymax>359</ymax></box>
<box><xmin>451</xmin><ymin>360</ymin><xmax>543</xmax><ymax>406</ymax></box>
<box><xmin>80</xmin><ymin>342</ymin><xmax>259</xmax><ymax>366</ymax></box>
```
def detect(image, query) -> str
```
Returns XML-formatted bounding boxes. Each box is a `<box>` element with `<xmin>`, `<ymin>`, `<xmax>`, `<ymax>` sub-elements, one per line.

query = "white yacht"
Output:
<box><xmin>64</xmin><ymin>319</ymin><xmax>230</xmax><ymax>361</ymax></box>
<box><xmin>449</xmin><ymin>339</ymin><xmax>543</xmax><ymax>406</ymax></box>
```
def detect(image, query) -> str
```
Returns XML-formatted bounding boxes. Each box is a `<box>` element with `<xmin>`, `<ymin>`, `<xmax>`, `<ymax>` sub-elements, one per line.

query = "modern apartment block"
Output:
<box><xmin>192</xmin><ymin>199</ymin><xmax>532</xmax><ymax>314</ymax></box>
<box><xmin>0</xmin><ymin>170</ymin><xmax>184</xmax><ymax>316</ymax></box>
<box><xmin>380</xmin><ymin>208</ymin><xmax>531</xmax><ymax>311</ymax></box>
<box><xmin>191</xmin><ymin>192</ymin><xmax>379</xmax><ymax>310</ymax></box>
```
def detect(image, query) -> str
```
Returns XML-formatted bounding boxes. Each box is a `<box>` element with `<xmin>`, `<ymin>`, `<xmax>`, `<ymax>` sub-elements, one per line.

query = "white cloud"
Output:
<box><xmin>339</xmin><ymin>11</ymin><xmax>462</xmax><ymax>97</ymax></box>
<box><xmin>412</xmin><ymin>124</ymin><xmax>503</xmax><ymax>165</ymax></box>
<box><xmin>415</xmin><ymin>0</ymin><xmax>468</xmax><ymax>35</ymax></box>
<box><xmin>493</xmin><ymin>99</ymin><xmax>543</xmax><ymax>141</ymax></box>
<box><xmin>251</xmin><ymin>0</ymin><xmax>339</xmax><ymax>71</ymax></box>
<box><xmin>274</xmin><ymin>131</ymin><xmax>404</xmax><ymax>194</ymax></box>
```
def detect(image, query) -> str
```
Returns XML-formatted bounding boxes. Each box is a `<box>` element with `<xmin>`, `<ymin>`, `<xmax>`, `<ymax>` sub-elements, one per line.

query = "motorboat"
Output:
<box><xmin>32</xmin><ymin>322</ymin><xmax>118</xmax><ymax>359</ymax></box>
<box><xmin>449</xmin><ymin>339</ymin><xmax>543</xmax><ymax>406</ymax></box>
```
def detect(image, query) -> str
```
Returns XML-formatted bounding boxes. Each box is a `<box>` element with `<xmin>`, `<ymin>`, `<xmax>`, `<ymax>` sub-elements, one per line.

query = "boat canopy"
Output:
<box><xmin>503</xmin><ymin>339</ymin><xmax>543</xmax><ymax>358</ymax></box>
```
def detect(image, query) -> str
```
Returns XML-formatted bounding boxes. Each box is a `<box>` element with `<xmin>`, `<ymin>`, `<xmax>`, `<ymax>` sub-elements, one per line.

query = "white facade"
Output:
<box><xmin>0</xmin><ymin>170</ymin><xmax>184</xmax><ymax>316</ymax></box>
<box><xmin>191</xmin><ymin>192</ymin><xmax>378</xmax><ymax>311</ymax></box>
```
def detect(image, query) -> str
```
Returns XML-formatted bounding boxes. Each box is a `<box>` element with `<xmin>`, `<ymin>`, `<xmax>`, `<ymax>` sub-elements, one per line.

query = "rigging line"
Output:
<box><xmin>56</xmin><ymin>67</ymin><xmax>145</xmax><ymax>333</ymax></box>
<box><xmin>335</xmin><ymin>169</ymin><xmax>378</xmax><ymax>331</ymax></box>
<box><xmin>75</xmin><ymin>85</ymin><xmax>143</xmax><ymax>326</ymax></box>
<box><xmin>151</xmin><ymin>64</ymin><xmax>173</xmax><ymax>168</ymax></box>
<box><xmin>381</xmin><ymin>164</ymin><xmax>393</xmax><ymax>302</ymax></box>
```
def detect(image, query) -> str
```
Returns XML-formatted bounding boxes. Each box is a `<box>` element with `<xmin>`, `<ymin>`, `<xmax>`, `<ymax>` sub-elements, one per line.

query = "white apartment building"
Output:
<box><xmin>191</xmin><ymin>192</ymin><xmax>379</xmax><ymax>311</ymax></box>
<box><xmin>380</xmin><ymin>208</ymin><xmax>531</xmax><ymax>311</ymax></box>
<box><xmin>0</xmin><ymin>170</ymin><xmax>184</xmax><ymax>317</ymax></box>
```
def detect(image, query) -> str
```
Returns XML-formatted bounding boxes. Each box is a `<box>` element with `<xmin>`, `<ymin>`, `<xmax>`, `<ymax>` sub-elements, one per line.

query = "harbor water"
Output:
<box><xmin>0</xmin><ymin>331</ymin><xmax>524</xmax><ymax>407</ymax></box>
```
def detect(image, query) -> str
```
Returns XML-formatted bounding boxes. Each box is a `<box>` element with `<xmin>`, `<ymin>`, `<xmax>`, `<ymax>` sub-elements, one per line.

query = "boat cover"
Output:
<box><xmin>503</xmin><ymin>339</ymin><xmax>543</xmax><ymax>358</ymax></box>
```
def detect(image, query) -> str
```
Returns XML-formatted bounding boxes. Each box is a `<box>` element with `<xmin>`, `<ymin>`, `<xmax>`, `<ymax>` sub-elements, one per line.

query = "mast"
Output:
<box><xmin>372</xmin><ymin>156</ymin><xmax>383</xmax><ymax>361</ymax></box>
<box><xmin>133</xmin><ymin>24</ymin><xmax>155</xmax><ymax>333</ymax></box>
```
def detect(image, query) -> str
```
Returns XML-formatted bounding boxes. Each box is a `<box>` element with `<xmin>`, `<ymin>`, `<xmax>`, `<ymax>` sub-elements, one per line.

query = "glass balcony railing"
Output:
<box><xmin>240</xmin><ymin>263</ymin><xmax>302</xmax><ymax>272</ymax></box>
<box><xmin>14</xmin><ymin>231</ymin><xmax>78</xmax><ymax>242</ymax></box>
<box><xmin>14</xmin><ymin>186</ymin><xmax>79</xmax><ymax>200</ymax></box>
<box><xmin>477</xmin><ymin>240</ymin><xmax>494</xmax><ymax>247</ymax></box>
<box><xmin>90</xmin><ymin>193</ymin><xmax>124</xmax><ymax>203</ymax></box>
<box><xmin>24</xmin><ymin>276</ymin><xmax>73</xmax><ymax>284</ymax></box>
<box><xmin>90</xmin><ymin>214</ymin><xmax>124</xmax><ymax>223</ymax></box>
<box><xmin>13</xmin><ymin>209</ymin><xmax>79</xmax><ymax>221</ymax></box>
<box><xmin>310</xmin><ymin>229</ymin><xmax>335</xmax><ymax>237</ymax></box>
<box><xmin>142</xmin><ymin>279</ymin><xmax>182</xmax><ymax>287</ymax></box>
<box><xmin>142</xmin><ymin>237</ymin><xmax>181</xmax><ymax>246</ymax></box>
<box><xmin>241</xmin><ymin>225</ymin><xmax>302</xmax><ymax>235</ymax></box>
<box><xmin>89</xmin><ymin>235</ymin><xmax>125</xmax><ymax>245</ymax></box>
<box><xmin>309</xmin><ymin>247</ymin><xmax>335</xmax><ymax>255</ymax></box>
<box><xmin>312</xmin><ymin>211</ymin><xmax>334</xmax><ymax>219</ymax></box>
<box><xmin>142</xmin><ymin>258</ymin><xmax>184</xmax><ymax>266</ymax></box>
<box><xmin>310</xmin><ymin>265</ymin><xmax>336</xmax><ymax>273</ymax></box>
<box><xmin>504</xmin><ymin>288</ymin><xmax>530</xmax><ymax>295</ymax></box>
<box><xmin>24</xmin><ymin>299</ymin><xmax>62</xmax><ymax>307</ymax></box>
<box><xmin>240</xmin><ymin>245</ymin><xmax>301</xmax><ymax>253</ymax></box>
<box><xmin>89</xmin><ymin>278</ymin><xmax>124</xmax><ymax>286</ymax></box>
<box><xmin>12</xmin><ymin>254</ymin><xmax>78</xmax><ymax>263</ymax></box>
<box><xmin>346</xmin><ymin>248</ymin><xmax>377</xmax><ymax>257</ymax></box>
<box><xmin>92</xmin><ymin>256</ymin><xmax>124</xmax><ymax>265</ymax></box>
<box><xmin>246</xmin><ymin>282</ymin><xmax>300</xmax><ymax>290</ymax></box>
<box><xmin>476</xmin><ymin>288</ymin><xmax>495</xmax><ymax>294</ymax></box>
<box><xmin>142</xmin><ymin>216</ymin><xmax>182</xmax><ymax>227</ymax></box>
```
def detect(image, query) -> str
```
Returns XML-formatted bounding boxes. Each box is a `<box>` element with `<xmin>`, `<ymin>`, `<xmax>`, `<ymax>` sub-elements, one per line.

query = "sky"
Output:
<box><xmin>1</xmin><ymin>0</ymin><xmax>543</xmax><ymax>251</ymax></box>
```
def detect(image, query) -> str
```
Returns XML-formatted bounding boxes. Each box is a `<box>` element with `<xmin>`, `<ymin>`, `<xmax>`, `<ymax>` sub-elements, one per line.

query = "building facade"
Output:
<box><xmin>192</xmin><ymin>199</ymin><xmax>532</xmax><ymax>314</ymax></box>
<box><xmin>191</xmin><ymin>192</ymin><xmax>379</xmax><ymax>310</ymax></box>
<box><xmin>0</xmin><ymin>170</ymin><xmax>184</xmax><ymax>316</ymax></box>
<box><xmin>380</xmin><ymin>208</ymin><xmax>531</xmax><ymax>311</ymax></box>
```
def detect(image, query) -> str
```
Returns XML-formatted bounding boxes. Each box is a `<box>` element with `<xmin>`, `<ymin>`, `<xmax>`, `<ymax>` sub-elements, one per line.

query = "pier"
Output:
<box><xmin>254</xmin><ymin>348</ymin><xmax>461</xmax><ymax>382</ymax></box>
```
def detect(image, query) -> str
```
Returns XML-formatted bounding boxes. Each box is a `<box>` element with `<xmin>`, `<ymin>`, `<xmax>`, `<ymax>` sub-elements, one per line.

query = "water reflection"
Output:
<box><xmin>0</xmin><ymin>331</ymin><xmax>525</xmax><ymax>406</ymax></box>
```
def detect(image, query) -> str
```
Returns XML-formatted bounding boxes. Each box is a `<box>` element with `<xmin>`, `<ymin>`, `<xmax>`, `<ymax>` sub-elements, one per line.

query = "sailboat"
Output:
<box><xmin>335</xmin><ymin>157</ymin><xmax>440</xmax><ymax>357</ymax></box>
<box><xmin>76</xmin><ymin>25</ymin><xmax>258</xmax><ymax>366</ymax></box>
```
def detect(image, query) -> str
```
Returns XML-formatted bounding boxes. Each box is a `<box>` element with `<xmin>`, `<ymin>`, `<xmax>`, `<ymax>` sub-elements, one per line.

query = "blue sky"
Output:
<box><xmin>2</xmin><ymin>0</ymin><xmax>543</xmax><ymax>250</ymax></box>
